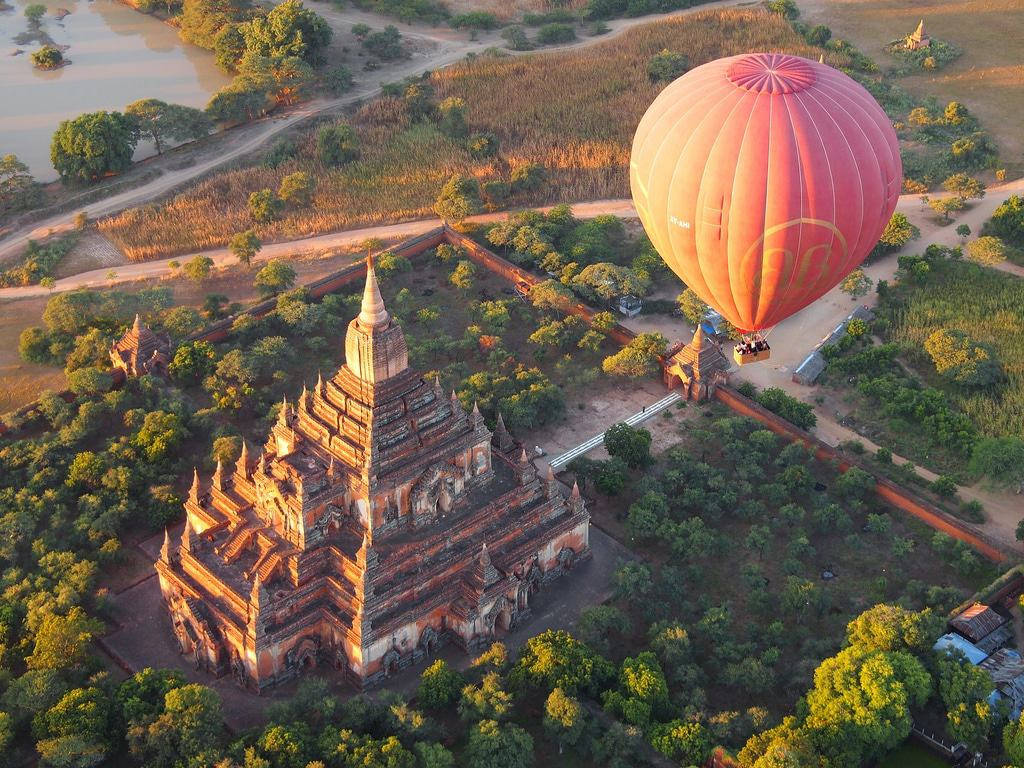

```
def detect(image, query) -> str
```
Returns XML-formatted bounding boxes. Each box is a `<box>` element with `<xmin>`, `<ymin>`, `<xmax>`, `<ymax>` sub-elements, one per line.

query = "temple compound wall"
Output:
<box><xmin>154</xmin><ymin>257</ymin><xmax>590</xmax><ymax>691</ymax></box>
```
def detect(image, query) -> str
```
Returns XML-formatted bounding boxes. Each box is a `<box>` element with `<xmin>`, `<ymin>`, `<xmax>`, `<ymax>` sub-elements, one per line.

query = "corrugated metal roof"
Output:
<box><xmin>934</xmin><ymin>632</ymin><xmax>988</xmax><ymax>665</ymax></box>
<box><xmin>951</xmin><ymin>602</ymin><xmax>1009</xmax><ymax>643</ymax></box>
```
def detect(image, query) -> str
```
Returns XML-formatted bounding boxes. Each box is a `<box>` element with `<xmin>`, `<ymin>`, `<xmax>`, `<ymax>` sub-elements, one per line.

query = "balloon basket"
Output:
<box><xmin>733</xmin><ymin>345</ymin><xmax>771</xmax><ymax>365</ymax></box>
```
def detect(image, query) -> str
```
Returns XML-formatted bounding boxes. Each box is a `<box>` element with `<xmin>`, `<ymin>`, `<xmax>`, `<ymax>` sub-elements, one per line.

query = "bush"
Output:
<box><xmin>536</xmin><ymin>23</ymin><xmax>576</xmax><ymax>45</ymax></box>
<box><xmin>755</xmin><ymin>388</ymin><xmax>816</xmax><ymax>430</ymax></box>
<box><xmin>247</xmin><ymin>189</ymin><xmax>282</xmax><ymax>223</ymax></box>
<box><xmin>450</xmin><ymin>11</ymin><xmax>499</xmax><ymax>29</ymax></box>
<box><xmin>362</xmin><ymin>25</ymin><xmax>405</xmax><ymax>60</ymax></box>
<box><xmin>501</xmin><ymin>25</ymin><xmax>532</xmax><ymax>51</ymax></box>
<box><xmin>646</xmin><ymin>49</ymin><xmax>688</xmax><ymax>82</ymax></box>
<box><xmin>31</xmin><ymin>46</ymin><xmax>63</xmax><ymax>69</ymax></box>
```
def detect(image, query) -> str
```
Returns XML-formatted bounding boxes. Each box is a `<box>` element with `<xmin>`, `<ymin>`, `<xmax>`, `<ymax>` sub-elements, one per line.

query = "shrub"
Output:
<box><xmin>247</xmin><ymin>188</ymin><xmax>282</xmax><ymax>223</ymax></box>
<box><xmin>362</xmin><ymin>25</ymin><xmax>405</xmax><ymax>60</ymax></box>
<box><xmin>755</xmin><ymin>388</ymin><xmax>816</xmax><ymax>430</ymax></box>
<box><xmin>646</xmin><ymin>49</ymin><xmax>688</xmax><ymax>82</ymax></box>
<box><xmin>501</xmin><ymin>25</ymin><xmax>532</xmax><ymax>51</ymax></box>
<box><xmin>536</xmin><ymin>23</ymin><xmax>576</xmax><ymax>45</ymax></box>
<box><xmin>31</xmin><ymin>46</ymin><xmax>63</xmax><ymax>69</ymax></box>
<box><xmin>450</xmin><ymin>11</ymin><xmax>499</xmax><ymax>29</ymax></box>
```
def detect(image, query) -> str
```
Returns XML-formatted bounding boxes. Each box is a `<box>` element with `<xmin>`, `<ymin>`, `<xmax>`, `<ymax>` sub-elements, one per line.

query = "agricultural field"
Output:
<box><xmin>97</xmin><ymin>8</ymin><xmax>825</xmax><ymax>261</ymax></box>
<box><xmin>568</xmin><ymin>403</ymin><xmax>995</xmax><ymax>754</ymax></box>
<box><xmin>799</xmin><ymin>0</ymin><xmax>1024</xmax><ymax>178</ymax></box>
<box><xmin>817</xmin><ymin>246</ymin><xmax>1024</xmax><ymax>487</ymax></box>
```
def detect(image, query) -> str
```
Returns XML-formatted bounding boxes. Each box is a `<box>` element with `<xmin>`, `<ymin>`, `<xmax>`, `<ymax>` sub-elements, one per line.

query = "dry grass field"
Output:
<box><xmin>98</xmin><ymin>8</ymin><xmax>820</xmax><ymax>261</ymax></box>
<box><xmin>800</xmin><ymin>0</ymin><xmax>1024</xmax><ymax>176</ymax></box>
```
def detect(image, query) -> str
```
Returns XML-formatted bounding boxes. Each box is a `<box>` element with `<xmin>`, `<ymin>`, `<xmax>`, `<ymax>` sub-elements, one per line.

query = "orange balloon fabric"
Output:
<box><xmin>630</xmin><ymin>53</ymin><xmax>902</xmax><ymax>332</ymax></box>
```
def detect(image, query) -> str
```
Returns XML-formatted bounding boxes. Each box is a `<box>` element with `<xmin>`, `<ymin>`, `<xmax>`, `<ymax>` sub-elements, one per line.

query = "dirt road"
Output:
<box><xmin>5</xmin><ymin>180</ymin><xmax>1022</xmax><ymax>300</ymax></box>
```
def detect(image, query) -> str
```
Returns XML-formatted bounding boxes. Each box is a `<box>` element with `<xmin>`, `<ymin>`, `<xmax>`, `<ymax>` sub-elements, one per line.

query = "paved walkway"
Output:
<box><xmin>548</xmin><ymin>391</ymin><xmax>681</xmax><ymax>469</ymax></box>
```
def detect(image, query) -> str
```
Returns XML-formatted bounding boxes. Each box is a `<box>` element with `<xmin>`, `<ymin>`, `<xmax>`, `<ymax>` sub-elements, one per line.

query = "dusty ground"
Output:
<box><xmin>102</xmin><ymin>518</ymin><xmax>632</xmax><ymax>732</ymax></box>
<box><xmin>798</xmin><ymin>0</ymin><xmax>1024</xmax><ymax>176</ymax></box>
<box><xmin>0</xmin><ymin>294</ymin><xmax>65</xmax><ymax>412</ymax></box>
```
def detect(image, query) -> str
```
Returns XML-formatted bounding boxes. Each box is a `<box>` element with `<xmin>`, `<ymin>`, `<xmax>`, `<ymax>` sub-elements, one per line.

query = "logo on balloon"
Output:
<box><xmin>741</xmin><ymin>217</ymin><xmax>850</xmax><ymax>318</ymax></box>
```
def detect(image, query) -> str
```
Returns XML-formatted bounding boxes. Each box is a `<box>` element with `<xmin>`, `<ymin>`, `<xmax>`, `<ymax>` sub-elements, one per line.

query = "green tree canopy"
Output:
<box><xmin>241</xmin><ymin>0</ymin><xmax>332</xmax><ymax>65</ymax></box>
<box><xmin>601</xmin><ymin>333</ymin><xmax>667</xmax><ymax>378</ymax></box>
<box><xmin>254</xmin><ymin>259</ymin><xmax>297</xmax><ymax>296</ymax></box>
<box><xmin>51</xmin><ymin>111</ymin><xmax>139</xmax><ymax>184</ymax></box>
<box><xmin>924</xmin><ymin>328</ymin><xmax>1003</xmax><ymax>388</ymax></box>
<box><xmin>126</xmin><ymin>99</ymin><xmax>211</xmax><ymax>155</ymax></box>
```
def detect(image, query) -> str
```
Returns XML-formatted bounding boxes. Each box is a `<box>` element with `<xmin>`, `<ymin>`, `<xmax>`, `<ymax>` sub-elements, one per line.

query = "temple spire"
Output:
<box><xmin>236</xmin><ymin>440</ymin><xmax>250</xmax><ymax>477</ymax></box>
<box><xmin>188</xmin><ymin>467</ymin><xmax>201</xmax><ymax>504</ymax></box>
<box><xmin>278</xmin><ymin>395</ymin><xmax>289</xmax><ymax>427</ymax></box>
<box><xmin>132</xmin><ymin>313</ymin><xmax>142</xmax><ymax>333</ymax></box>
<box><xmin>212</xmin><ymin>459</ymin><xmax>226</xmax><ymax>491</ymax></box>
<box><xmin>358</xmin><ymin>255</ymin><xmax>390</xmax><ymax>329</ymax></box>
<box><xmin>181</xmin><ymin>518</ymin><xmax>193</xmax><ymax>552</ymax></box>
<box><xmin>160</xmin><ymin>528</ymin><xmax>171</xmax><ymax>563</ymax></box>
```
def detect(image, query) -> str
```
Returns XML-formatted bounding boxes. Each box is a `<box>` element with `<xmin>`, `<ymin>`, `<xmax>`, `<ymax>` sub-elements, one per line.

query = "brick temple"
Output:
<box><xmin>155</xmin><ymin>258</ymin><xmax>590</xmax><ymax>690</ymax></box>
<box><xmin>110</xmin><ymin>314</ymin><xmax>170</xmax><ymax>378</ymax></box>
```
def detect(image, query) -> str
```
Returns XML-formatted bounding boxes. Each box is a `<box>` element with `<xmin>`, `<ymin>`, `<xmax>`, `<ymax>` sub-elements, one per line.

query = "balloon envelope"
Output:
<box><xmin>630</xmin><ymin>52</ymin><xmax>902</xmax><ymax>332</ymax></box>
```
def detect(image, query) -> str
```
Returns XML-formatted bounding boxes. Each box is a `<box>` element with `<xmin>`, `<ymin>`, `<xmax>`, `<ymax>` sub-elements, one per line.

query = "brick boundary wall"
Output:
<box><xmin>713</xmin><ymin>385</ymin><xmax>1013</xmax><ymax>563</ymax></box>
<box><xmin>3</xmin><ymin>225</ymin><xmax>1015</xmax><ymax>567</ymax></box>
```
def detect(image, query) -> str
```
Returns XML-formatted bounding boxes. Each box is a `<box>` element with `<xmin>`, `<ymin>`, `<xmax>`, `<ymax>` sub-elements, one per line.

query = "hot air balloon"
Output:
<box><xmin>630</xmin><ymin>52</ymin><xmax>902</xmax><ymax>364</ymax></box>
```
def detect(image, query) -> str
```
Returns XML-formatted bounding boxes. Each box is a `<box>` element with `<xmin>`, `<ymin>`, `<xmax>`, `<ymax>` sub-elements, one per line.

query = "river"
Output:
<box><xmin>0</xmin><ymin>0</ymin><xmax>231</xmax><ymax>182</ymax></box>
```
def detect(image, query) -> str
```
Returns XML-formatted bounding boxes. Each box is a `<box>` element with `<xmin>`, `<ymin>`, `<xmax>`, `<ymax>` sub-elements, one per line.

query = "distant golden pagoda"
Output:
<box><xmin>155</xmin><ymin>258</ymin><xmax>590</xmax><ymax>690</ymax></box>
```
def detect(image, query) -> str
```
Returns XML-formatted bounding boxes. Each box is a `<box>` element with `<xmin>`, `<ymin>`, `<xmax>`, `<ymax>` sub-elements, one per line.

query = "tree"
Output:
<box><xmin>924</xmin><ymin>328</ymin><xmax>1003</xmax><ymax>388</ymax></box>
<box><xmin>0</xmin><ymin>154</ymin><xmax>42</xmax><ymax>213</ymax></box>
<box><xmin>988</xmin><ymin>194</ymin><xmax>1024</xmax><ymax>246</ymax></box>
<box><xmin>676</xmin><ymin>288</ymin><xmax>709</xmax><ymax>325</ymax></box>
<box><xmin>936</xmin><ymin>653</ymin><xmax>993</xmax><ymax>748</ymax></box>
<box><xmin>127</xmin><ymin>684</ymin><xmax>223</xmax><ymax>768</ymax></box>
<box><xmin>529</xmin><ymin>279</ymin><xmax>573</xmax><ymax>312</ymax></box>
<box><xmin>126</xmin><ymin>99</ymin><xmax>211</xmax><ymax>154</ymax></box>
<box><xmin>459</xmin><ymin>672</ymin><xmax>512</xmax><ymax>721</ymax></box>
<box><xmin>603</xmin><ymin>422</ymin><xmax>652</xmax><ymax>468</ymax></box>
<box><xmin>646</xmin><ymin>49</ymin><xmax>688</xmax><ymax>82</ymax></box>
<box><xmin>755</xmin><ymin>388</ymin><xmax>816</xmax><ymax>430</ymax></box>
<box><xmin>874</xmin><ymin>212</ymin><xmax>920</xmax><ymax>256</ymax></box>
<box><xmin>543</xmin><ymin>688</ymin><xmax>584</xmax><ymax>753</ymax></box>
<box><xmin>229</xmin><ymin>229</ymin><xmax>261</xmax><ymax>265</ymax></box>
<box><xmin>942</xmin><ymin>172</ymin><xmax>985</xmax><ymax>202</ymax></box>
<box><xmin>649</xmin><ymin>720</ymin><xmax>712</xmax><ymax>766</ymax></box>
<box><xmin>169</xmin><ymin>340</ymin><xmax>217</xmax><ymax>384</ymax></box>
<box><xmin>27</xmin><ymin>606</ymin><xmax>102</xmax><ymax>672</ymax></box>
<box><xmin>362</xmin><ymin>25</ymin><xmax>405</xmax><ymax>60</ymax></box>
<box><xmin>434</xmin><ymin>175</ymin><xmax>480</xmax><ymax>224</ymax></box>
<box><xmin>31</xmin><ymin>45</ymin><xmax>64</xmax><ymax>69</ymax></box>
<box><xmin>278</xmin><ymin>171</ymin><xmax>314</xmax><ymax>207</ymax></box>
<box><xmin>415</xmin><ymin>742</ymin><xmax>454</xmax><ymax>768</ymax></box>
<box><xmin>804</xmin><ymin>646</ymin><xmax>930</xmax><ymax>766</ymax></box>
<box><xmin>510</xmin><ymin>629</ymin><xmax>614</xmax><ymax>696</ymax></box>
<box><xmin>36</xmin><ymin>686</ymin><xmax>112</xmax><ymax>767</ymax></box>
<box><xmin>839</xmin><ymin>268</ymin><xmax>872</xmax><ymax>299</ymax></box>
<box><xmin>25</xmin><ymin>3</ymin><xmax>46</xmax><ymax>21</ymax></box>
<box><xmin>450</xmin><ymin>259</ymin><xmax>476</xmax><ymax>291</ymax></box>
<box><xmin>316</xmin><ymin>122</ymin><xmax>359</xmax><ymax>166</ymax></box>
<box><xmin>927</xmin><ymin>194</ymin><xmax>965</xmax><ymax>222</ymax></box>
<box><xmin>438</xmin><ymin>97</ymin><xmax>468</xmax><ymax>138</ymax></box>
<box><xmin>417</xmin><ymin>660</ymin><xmax>464</xmax><ymax>710</ymax></box>
<box><xmin>467</xmin><ymin>132</ymin><xmax>499</xmax><ymax>159</ymax></box>
<box><xmin>180</xmin><ymin>254</ymin><xmax>214</xmax><ymax>283</ymax></box>
<box><xmin>206</xmin><ymin>79</ymin><xmax>270</xmax><ymax>124</ymax></box>
<box><xmin>241</xmin><ymin>0</ymin><xmax>332</xmax><ymax>65</ymax></box>
<box><xmin>571</xmin><ymin>262</ymin><xmax>647</xmax><ymax>301</ymax></box>
<box><xmin>845</xmin><ymin>604</ymin><xmax>943</xmax><ymax>654</ymax></box>
<box><xmin>969</xmin><ymin>437</ymin><xmax>1024</xmax><ymax>488</ymax></box>
<box><xmin>463</xmin><ymin>720</ymin><xmax>533</xmax><ymax>768</ymax></box>
<box><xmin>248</xmin><ymin>188</ymin><xmax>282</xmax><ymax>223</ymax></box>
<box><xmin>323</xmin><ymin>64</ymin><xmax>354</xmax><ymax>95</ymax></box>
<box><xmin>601</xmin><ymin>333</ymin><xmax>667</xmax><ymax>378</ymax></box>
<box><xmin>254</xmin><ymin>259</ymin><xmax>296</xmax><ymax>296</ymax></box>
<box><xmin>1006</xmin><ymin>711</ymin><xmax>1024</xmax><ymax>766</ymax></box>
<box><xmin>966</xmin><ymin>235</ymin><xmax>1007</xmax><ymax>265</ymax></box>
<box><xmin>51</xmin><ymin>111</ymin><xmax>139</xmax><ymax>183</ymax></box>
